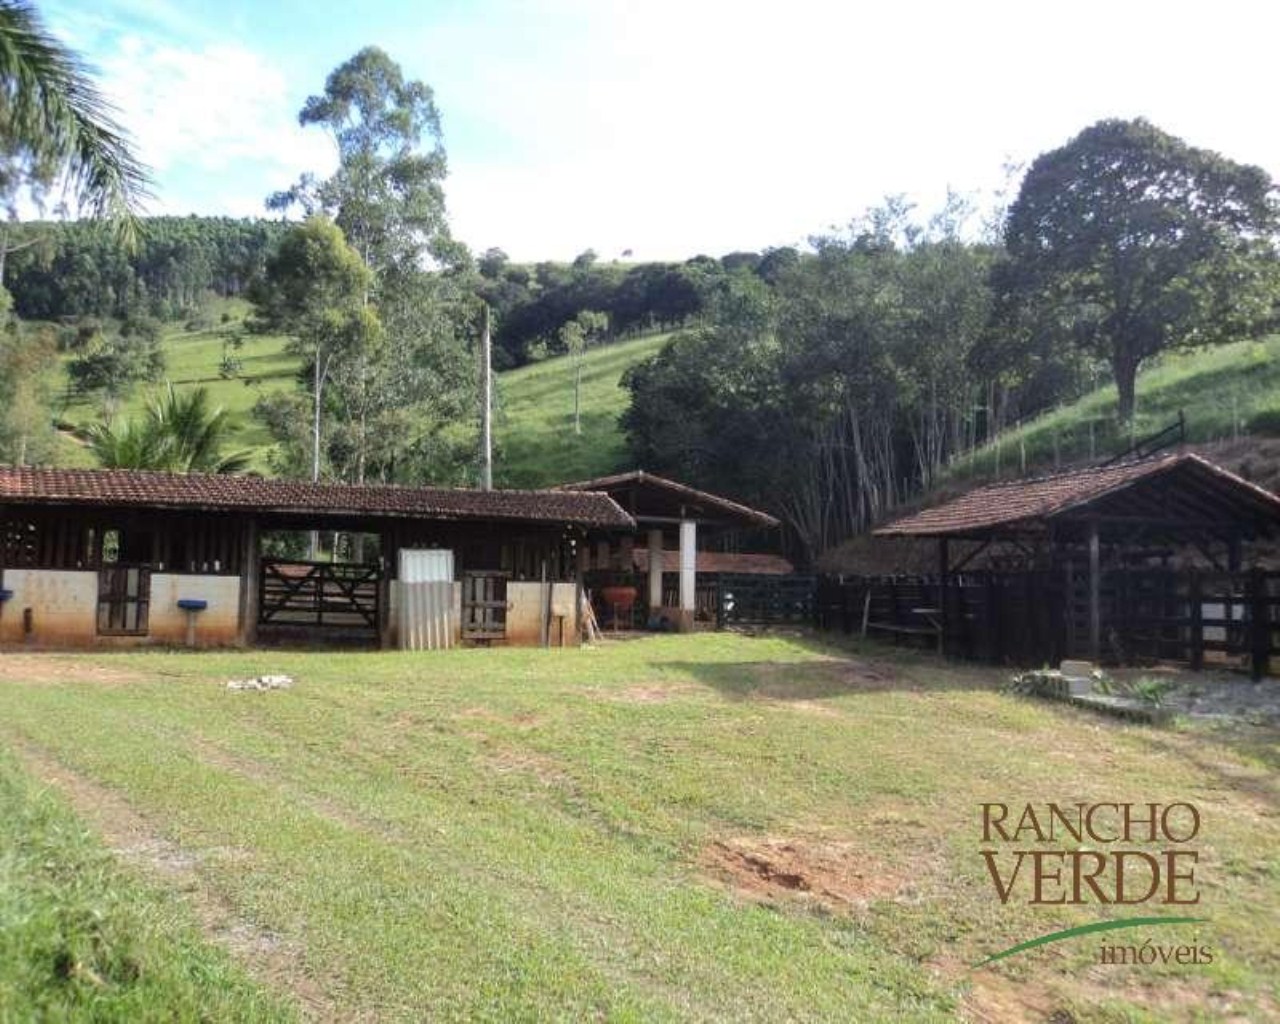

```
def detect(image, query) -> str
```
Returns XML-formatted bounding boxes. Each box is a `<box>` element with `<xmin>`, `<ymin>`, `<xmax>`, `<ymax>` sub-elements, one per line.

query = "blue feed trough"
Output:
<box><xmin>177</xmin><ymin>598</ymin><xmax>208</xmax><ymax>612</ymax></box>
<box><xmin>0</xmin><ymin>588</ymin><xmax>13</xmax><ymax>602</ymax></box>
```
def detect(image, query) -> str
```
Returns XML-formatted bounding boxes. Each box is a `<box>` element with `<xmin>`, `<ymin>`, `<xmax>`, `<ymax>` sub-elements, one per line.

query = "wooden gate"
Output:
<box><xmin>462</xmin><ymin>571</ymin><xmax>508</xmax><ymax>641</ymax></box>
<box><xmin>258</xmin><ymin>559</ymin><xmax>381</xmax><ymax>632</ymax></box>
<box><xmin>98</xmin><ymin>564</ymin><xmax>150</xmax><ymax>635</ymax></box>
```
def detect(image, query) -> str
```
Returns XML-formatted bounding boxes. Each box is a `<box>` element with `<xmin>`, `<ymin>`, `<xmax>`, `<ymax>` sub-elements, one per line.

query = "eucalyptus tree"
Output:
<box><xmin>268</xmin><ymin>47</ymin><xmax>476</xmax><ymax>485</ymax></box>
<box><xmin>249</xmin><ymin>217</ymin><xmax>376</xmax><ymax>485</ymax></box>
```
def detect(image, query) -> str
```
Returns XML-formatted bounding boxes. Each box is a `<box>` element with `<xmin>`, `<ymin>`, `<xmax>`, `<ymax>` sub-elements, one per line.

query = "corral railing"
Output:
<box><xmin>815</xmin><ymin>569</ymin><xmax>1280</xmax><ymax>678</ymax></box>
<box><xmin>715</xmin><ymin>573</ymin><xmax>816</xmax><ymax>627</ymax></box>
<box><xmin>259</xmin><ymin>558</ymin><xmax>381</xmax><ymax>632</ymax></box>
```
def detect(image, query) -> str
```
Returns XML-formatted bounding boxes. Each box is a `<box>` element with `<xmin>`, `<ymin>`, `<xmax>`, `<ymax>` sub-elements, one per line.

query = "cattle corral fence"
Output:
<box><xmin>813</xmin><ymin>569</ymin><xmax>1280</xmax><ymax>679</ymax></box>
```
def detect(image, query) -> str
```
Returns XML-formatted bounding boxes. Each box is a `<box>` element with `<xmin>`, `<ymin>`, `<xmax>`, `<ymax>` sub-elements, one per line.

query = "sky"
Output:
<box><xmin>40</xmin><ymin>0</ymin><xmax>1280</xmax><ymax>262</ymax></box>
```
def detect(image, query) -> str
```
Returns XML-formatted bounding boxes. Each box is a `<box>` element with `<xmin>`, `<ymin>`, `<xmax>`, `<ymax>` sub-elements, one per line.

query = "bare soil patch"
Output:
<box><xmin>701</xmin><ymin>836</ymin><xmax>904</xmax><ymax>912</ymax></box>
<box><xmin>0</xmin><ymin>654</ymin><xmax>146</xmax><ymax>686</ymax></box>
<box><xmin>7</xmin><ymin>735</ymin><xmax>337</xmax><ymax>1020</ymax></box>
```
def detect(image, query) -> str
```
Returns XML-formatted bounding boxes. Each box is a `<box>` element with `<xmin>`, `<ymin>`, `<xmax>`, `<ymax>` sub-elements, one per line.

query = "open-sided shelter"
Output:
<box><xmin>560</xmin><ymin>470</ymin><xmax>782</xmax><ymax>629</ymax></box>
<box><xmin>873</xmin><ymin>452</ymin><xmax>1280</xmax><ymax>668</ymax></box>
<box><xmin>0</xmin><ymin>467</ymin><xmax>632</xmax><ymax>649</ymax></box>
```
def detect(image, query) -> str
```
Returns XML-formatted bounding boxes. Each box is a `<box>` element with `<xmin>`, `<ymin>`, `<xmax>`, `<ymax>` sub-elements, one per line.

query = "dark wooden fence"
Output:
<box><xmin>815</xmin><ymin>569</ymin><xmax>1280</xmax><ymax>678</ymax></box>
<box><xmin>715</xmin><ymin>573</ymin><xmax>816</xmax><ymax>627</ymax></box>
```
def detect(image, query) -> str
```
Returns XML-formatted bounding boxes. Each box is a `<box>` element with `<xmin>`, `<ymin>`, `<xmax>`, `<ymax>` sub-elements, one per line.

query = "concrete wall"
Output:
<box><xmin>0</xmin><ymin>568</ymin><xmax>240</xmax><ymax>648</ymax></box>
<box><xmin>506</xmin><ymin>581</ymin><xmax>578</xmax><ymax>647</ymax></box>
<box><xmin>148</xmin><ymin>574</ymin><xmax>241</xmax><ymax>646</ymax></box>
<box><xmin>0</xmin><ymin>569</ymin><xmax>98</xmax><ymax>646</ymax></box>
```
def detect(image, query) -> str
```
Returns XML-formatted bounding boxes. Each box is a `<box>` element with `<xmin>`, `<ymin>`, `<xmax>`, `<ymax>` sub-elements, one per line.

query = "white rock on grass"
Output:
<box><xmin>226</xmin><ymin>675</ymin><xmax>294</xmax><ymax>692</ymax></box>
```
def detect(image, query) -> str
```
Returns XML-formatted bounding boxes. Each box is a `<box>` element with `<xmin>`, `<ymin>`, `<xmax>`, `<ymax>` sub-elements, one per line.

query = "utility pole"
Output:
<box><xmin>480</xmin><ymin>302</ymin><xmax>493</xmax><ymax>490</ymax></box>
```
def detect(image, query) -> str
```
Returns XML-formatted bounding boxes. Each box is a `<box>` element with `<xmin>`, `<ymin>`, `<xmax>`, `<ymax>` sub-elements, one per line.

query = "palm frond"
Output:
<box><xmin>0</xmin><ymin>0</ymin><xmax>151</xmax><ymax>243</ymax></box>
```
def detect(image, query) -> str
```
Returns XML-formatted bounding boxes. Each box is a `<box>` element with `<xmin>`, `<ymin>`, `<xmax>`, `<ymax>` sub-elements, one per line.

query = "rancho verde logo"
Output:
<box><xmin>976</xmin><ymin>802</ymin><xmax>1211</xmax><ymax>967</ymax></box>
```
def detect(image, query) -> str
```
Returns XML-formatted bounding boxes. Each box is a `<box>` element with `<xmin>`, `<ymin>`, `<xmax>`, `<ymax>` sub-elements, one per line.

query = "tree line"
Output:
<box><xmin>624</xmin><ymin>120</ymin><xmax>1280</xmax><ymax>562</ymax></box>
<box><xmin>2</xmin><ymin>216</ymin><xmax>286</xmax><ymax>321</ymax></box>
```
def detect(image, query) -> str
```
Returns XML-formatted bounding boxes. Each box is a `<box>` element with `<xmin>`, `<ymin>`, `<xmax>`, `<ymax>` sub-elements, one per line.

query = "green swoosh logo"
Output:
<box><xmin>973</xmin><ymin>915</ymin><xmax>1207</xmax><ymax>967</ymax></box>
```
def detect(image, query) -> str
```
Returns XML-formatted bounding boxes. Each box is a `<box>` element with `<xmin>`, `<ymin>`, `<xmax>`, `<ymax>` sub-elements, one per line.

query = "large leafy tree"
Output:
<box><xmin>0</xmin><ymin>0</ymin><xmax>149</xmax><ymax>247</ymax></box>
<box><xmin>1002</xmin><ymin>118</ymin><xmax>1280</xmax><ymax>421</ymax></box>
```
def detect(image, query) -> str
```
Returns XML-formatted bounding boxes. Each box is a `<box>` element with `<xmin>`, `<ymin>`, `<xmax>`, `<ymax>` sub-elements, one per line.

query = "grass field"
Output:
<box><xmin>950</xmin><ymin>334</ymin><xmax>1280</xmax><ymax>482</ymax></box>
<box><xmin>51</xmin><ymin>304</ymin><xmax>670</xmax><ymax>487</ymax></box>
<box><xmin>494</xmin><ymin>332</ymin><xmax>672</xmax><ymax>487</ymax></box>
<box><xmin>0</xmin><ymin>635</ymin><xmax>1275</xmax><ymax>1022</ymax></box>
<box><xmin>53</xmin><ymin>299</ymin><xmax>299</xmax><ymax>473</ymax></box>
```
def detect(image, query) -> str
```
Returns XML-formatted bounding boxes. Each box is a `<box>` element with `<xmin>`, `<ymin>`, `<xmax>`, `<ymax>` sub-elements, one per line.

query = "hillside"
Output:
<box><xmin>822</xmin><ymin>334</ymin><xmax>1280</xmax><ymax>573</ymax></box>
<box><xmin>494</xmin><ymin>332</ymin><xmax>671</xmax><ymax>487</ymax></box>
<box><xmin>950</xmin><ymin>334</ymin><xmax>1280</xmax><ymax>483</ymax></box>
<box><xmin>51</xmin><ymin>307</ymin><xmax>671</xmax><ymax>485</ymax></box>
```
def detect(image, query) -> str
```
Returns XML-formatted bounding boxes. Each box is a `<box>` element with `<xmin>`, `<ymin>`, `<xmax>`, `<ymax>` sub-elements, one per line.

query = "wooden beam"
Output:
<box><xmin>1088</xmin><ymin>520</ymin><xmax>1101</xmax><ymax>663</ymax></box>
<box><xmin>938</xmin><ymin>537</ymin><xmax>949</xmax><ymax>657</ymax></box>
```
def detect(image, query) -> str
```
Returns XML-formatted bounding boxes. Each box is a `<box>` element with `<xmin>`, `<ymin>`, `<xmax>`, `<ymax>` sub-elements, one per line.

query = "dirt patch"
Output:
<box><xmin>7</xmin><ymin>735</ymin><xmax>336</xmax><ymax>1020</ymax></box>
<box><xmin>0</xmin><ymin>654</ymin><xmax>147</xmax><ymax>686</ymax></box>
<box><xmin>702</xmin><ymin>836</ymin><xmax>904</xmax><ymax>912</ymax></box>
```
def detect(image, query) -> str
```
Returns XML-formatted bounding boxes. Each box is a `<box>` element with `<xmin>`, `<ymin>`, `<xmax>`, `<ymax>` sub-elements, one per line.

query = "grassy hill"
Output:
<box><xmin>52</xmin><ymin>306</ymin><xmax>672</xmax><ymax>486</ymax></box>
<box><xmin>493</xmin><ymin>332</ymin><xmax>671</xmax><ymax>488</ymax></box>
<box><xmin>950</xmin><ymin>334</ymin><xmax>1280</xmax><ymax>483</ymax></box>
<box><xmin>53</xmin><ymin>298</ymin><xmax>294</xmax><ymax>470</ymax></box>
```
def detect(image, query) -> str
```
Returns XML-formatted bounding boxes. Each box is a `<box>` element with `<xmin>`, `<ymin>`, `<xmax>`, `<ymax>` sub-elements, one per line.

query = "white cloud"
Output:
<box><xmin>97</xmin><ymin>35</ymin><xmax>336</xmax><ymax>215</ymax></box>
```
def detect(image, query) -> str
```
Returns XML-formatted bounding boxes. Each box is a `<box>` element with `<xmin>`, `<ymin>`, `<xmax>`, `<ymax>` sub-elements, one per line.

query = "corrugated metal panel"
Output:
<box><xmin>397</xmin><ymin>580</ymin><xmax>458</xmax><ymax>650</ymax></box>
<box><xmin>399</xmin><ymin>548</ymin><xmax>454</xmax><ymax>584</ymax></box>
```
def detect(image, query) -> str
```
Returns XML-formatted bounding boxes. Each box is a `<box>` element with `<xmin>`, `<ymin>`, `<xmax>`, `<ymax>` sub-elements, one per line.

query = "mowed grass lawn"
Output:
<box><xmin>0</xmin><ymin>634</ymin><xmax>1276</xmax><ymax>1022</ymax></box>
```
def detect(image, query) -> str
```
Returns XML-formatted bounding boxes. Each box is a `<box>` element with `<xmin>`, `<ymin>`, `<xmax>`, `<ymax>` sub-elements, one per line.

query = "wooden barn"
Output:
<box><xmin>0</xmin><ymin>467</ymin><xmax>633</xmax><ymax>649</ymax></box>
<box><xmin>843</xmin><ymin>452</ymin><xmax>1280</xmax><ymax>675</ymax></box>
<box><xmin>560</xmin><ymin>470</ymin><xmax>784</xmax><ymax>629</ymax></box>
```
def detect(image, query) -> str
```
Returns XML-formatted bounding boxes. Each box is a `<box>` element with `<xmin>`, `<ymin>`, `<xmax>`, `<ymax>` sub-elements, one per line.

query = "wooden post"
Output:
<box><xmin>1188</xmin><ymin>571</ymin><xmax>1203</xmax><ymax>671</ymax></box>
<box><xmin>938</xmin><ymin>537</ymin><xmax>949</xmax><ymax>656</ymax></box>
<box><xmin>985</xmin><ymin>572</ymin><xmax>1000</xmax><ymax>663</ymax></box>
<box><xmin>238</xmin><ymin>517</ymin><xmax>259</xmax><ymax>646</ymax></box>
<box><xmin>574</xmin><ymin>539</ymin><xmax>587</xmax><ymax>645</ymax></box>
<box><xmin>1088</xmin><ymin>521</ymin><xmax>1101</xmax><ymax>663</ymax></box>
<box><xmin>647</xmin><ymin>528</ymin><xmax>663</xmax><ymax>612</ymax></box>
<box><xmin>1249</xmin><ymin>567</ymin><xmax>1269</xmax><ymax>681</ymax></box>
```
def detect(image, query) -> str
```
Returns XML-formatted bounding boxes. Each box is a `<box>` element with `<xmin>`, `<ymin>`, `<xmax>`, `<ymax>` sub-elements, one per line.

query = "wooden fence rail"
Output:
<box><xmin>815</xmin><ymin>569</ymin><xmax>1280</xmax><ymax>679</ymax></box>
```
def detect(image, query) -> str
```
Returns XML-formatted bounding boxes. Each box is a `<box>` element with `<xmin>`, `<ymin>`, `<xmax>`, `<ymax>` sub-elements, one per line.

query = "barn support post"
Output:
<box><xmin>1249</xmin><ymin>567</ymin><xmax>1269</xmax><ymax>681</ymax></box>
<box><xmin>1188</xmin><ymin>570</ymin><xmax>1204</xmax><ymax>671</ymax></box>
<box><xmin>679</xmin><ymin>519</ymin><xmax>696</xmax><ymax>621</ymax></box>
<box><xmin>937</xmin><ymin>537</ymin><xmax>949</xmax><ymax>656</ymax></box>
<box><xmin>238</xmin><ymin>517</ymin><xmax>259</xmax><ymax>646</ymax></box>
<box><xmin>1088</xmin><ymin>520</ymin><xmax>1101</xmax><ymax>663</ymax></box>
<box><xmin>575</xmin><ymin>538</ymin><xmax>588</xmax><ymax>645</ymax></box>
<box><xmin>647</xmin><ymin>528</ymin><xmax>663</xmax><ymax>612</ymax></box>
<box><xmin>378</xmin><ymin>531</ymin><xmax>393</xmax><ymax>649</ymax></box>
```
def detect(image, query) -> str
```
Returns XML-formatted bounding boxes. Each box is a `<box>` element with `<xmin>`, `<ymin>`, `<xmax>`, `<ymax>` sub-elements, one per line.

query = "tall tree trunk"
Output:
<box><xmin>1113</xmin><ymin>351</ymin><xmax>1139</xmax><ymax>423</ymax></box>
